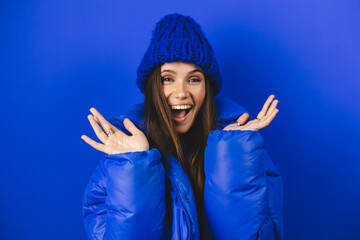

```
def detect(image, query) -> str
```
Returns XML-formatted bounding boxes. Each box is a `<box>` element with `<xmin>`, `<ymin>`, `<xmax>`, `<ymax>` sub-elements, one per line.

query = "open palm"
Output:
<box><xmin>224</xmin><ymin>95</ymin><xmax>279</xmax><ymax>131</ymax></box>
<box><xmin>81</xmin><ymin>108</ymin><xmax>149</xmax><ymax>155</ymax></box>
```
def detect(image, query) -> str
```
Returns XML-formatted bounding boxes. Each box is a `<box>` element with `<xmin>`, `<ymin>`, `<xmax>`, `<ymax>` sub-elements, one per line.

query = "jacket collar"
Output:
<box><xmin>108</xmin><ymin>96</ymin><xmax>249</xmax><ymax>239</ymax></box>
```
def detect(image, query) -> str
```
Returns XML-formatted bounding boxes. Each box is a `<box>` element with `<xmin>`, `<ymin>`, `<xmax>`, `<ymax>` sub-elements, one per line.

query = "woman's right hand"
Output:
<box><xmin>81</xmin><ymin>108</ymin><xmax>149</xmax><ymax>155</ymax></box>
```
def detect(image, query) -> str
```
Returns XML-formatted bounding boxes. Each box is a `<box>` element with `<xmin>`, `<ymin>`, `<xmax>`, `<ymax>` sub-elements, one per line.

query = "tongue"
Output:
<box><xmin>173</xmin><ymin>110</ymin><xmax>186</xmax><ymax>118</ymax></box>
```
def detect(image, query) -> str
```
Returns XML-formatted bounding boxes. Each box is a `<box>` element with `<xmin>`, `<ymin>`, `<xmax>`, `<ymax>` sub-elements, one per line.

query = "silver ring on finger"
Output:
<box><xmin>256</xmin><ymin>118</ymin><xmax>261</xmax><ymax>120</ymax></box>
<box><xmin>106</xmin><ymin>128</ymin><xmax>115</xmax><ymax>136</ymax></box>
<box><xmin>237</xmin><ymin>121</ymin><xmax>244</xmax><ymax>126</ymax></box>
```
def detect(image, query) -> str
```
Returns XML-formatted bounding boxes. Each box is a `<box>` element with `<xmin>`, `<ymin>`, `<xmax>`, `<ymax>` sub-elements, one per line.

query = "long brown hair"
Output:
<box><xmin>143</xmin><ymin>64</ymin><xmax>216</xmax><ymax>226</ymax></box>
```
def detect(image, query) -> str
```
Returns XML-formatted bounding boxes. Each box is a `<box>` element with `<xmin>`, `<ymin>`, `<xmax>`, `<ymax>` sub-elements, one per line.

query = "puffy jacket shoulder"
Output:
<box><xmin>203</xmin><ymin>96</ymin><xmax>283</xmax><ymax>240</ymax></box>
<box><xmin>82</xmin><ymin>103</ymin><xmax>167</xmax><ymax>240</ymax></box>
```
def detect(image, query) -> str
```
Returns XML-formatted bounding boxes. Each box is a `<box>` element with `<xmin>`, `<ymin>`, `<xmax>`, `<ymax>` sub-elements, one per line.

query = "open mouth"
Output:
<box><xmin>171</xmin><ymin>105</ymin><xmax>193</xmax><ymax>120</ymax></box>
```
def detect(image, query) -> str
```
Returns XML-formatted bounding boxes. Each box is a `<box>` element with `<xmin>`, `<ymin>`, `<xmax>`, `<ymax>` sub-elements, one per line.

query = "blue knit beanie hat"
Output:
<box><xmin>136</xmin><ymin>13</ymin><xmax>222</xmax><ymax>95</ymax></box>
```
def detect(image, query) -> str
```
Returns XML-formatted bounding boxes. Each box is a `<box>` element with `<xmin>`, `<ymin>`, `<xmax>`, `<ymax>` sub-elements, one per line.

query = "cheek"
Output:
<box><xmin>195</xmin><ymin>85</ymin><xmax>206</xmax><ymax>106</ymax></box>
<box><xmin>162</xmin><ymin>86</ymin><xmax>170</xmax><ymax>99</ymax></box>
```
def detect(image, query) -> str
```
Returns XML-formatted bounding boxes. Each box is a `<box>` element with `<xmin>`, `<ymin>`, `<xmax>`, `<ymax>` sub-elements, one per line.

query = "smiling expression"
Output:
<box><xmin>161</xmin><ymin>62</ymin><xmax>206</xmax><ymax>134</ymax></box>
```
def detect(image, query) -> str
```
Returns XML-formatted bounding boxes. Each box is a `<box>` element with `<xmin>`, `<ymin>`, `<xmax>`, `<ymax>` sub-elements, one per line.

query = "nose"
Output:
<box><xmin>174</xmin><ymin>82</ymin><xmax>188</xmax><ymax>99</ymax></box>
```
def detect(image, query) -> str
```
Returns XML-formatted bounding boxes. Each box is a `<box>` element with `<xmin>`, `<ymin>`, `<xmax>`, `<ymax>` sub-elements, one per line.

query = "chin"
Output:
<box><xmin>175</xmin><ymin>125</ymin><xmax>191</xmax><ymax>134</ymax></box>
<box><xmin>174</xmin><ymin>112</ymin><xmax>198</xmax><ymax>134</ymax></box>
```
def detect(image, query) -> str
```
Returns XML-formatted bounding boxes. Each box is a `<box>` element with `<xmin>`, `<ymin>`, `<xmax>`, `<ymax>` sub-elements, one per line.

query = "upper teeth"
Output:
<box><xmin>171</xmin><ymin>105</ymin><xmax>192</xmax><ymax>110</ymax></box>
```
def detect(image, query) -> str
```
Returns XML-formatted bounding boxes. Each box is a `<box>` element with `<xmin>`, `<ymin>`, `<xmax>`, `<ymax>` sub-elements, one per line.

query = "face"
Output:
<box><xmin>161</xmin><ymin>62</ymin><xmax>206</xmax><ymax>134</ymax></box>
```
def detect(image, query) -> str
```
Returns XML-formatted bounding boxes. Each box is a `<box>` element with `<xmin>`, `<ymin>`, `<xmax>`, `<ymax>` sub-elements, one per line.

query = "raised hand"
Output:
<box><xmin>81</xmin><ymin>108</ymin><xmax>149</xmax><ymax>155</ymax></box>
<box><xmin>223</xmin><ymin>95</ymin><xmax>279</xmax><ymax>131</ymax></box>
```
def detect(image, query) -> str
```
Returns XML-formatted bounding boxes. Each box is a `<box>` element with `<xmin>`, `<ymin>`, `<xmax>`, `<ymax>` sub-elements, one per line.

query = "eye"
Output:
<box><xmin>188</xmin><ymin>78</ymin><xmax>201</xmax><ymax>83</ymax></box>
<box><xmin>161</xmin><ymin>77</ymin><xmax>173</xmax><ymax>84</ymax></box>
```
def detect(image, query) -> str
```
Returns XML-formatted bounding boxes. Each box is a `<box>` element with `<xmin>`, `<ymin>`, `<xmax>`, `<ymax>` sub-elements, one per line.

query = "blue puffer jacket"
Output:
<box><xmin>82</xmin><ymin>96</ymin><xmax>283</xmax><ymax>240</ymax></box>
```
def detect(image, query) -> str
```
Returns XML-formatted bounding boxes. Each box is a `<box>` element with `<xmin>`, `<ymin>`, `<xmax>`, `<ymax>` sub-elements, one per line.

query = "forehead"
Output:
<box><xmin>161</xmin><ymin>62</ymin><xmax>203</xmax><ymax>73</ymax></box>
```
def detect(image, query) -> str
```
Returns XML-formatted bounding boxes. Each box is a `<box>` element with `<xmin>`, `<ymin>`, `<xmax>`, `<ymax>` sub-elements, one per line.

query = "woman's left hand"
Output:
<box><xmin>223</xmin><ymin>95</ymin><xmax>279</xmax><ymax>131</ymax></box>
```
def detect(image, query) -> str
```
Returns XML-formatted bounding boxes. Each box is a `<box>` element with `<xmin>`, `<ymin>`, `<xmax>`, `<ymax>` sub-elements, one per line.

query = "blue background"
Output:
<box><xmin>1</xmin><ymin>0</ymin><xmax>359</xmax><ymax>239</ymax></box>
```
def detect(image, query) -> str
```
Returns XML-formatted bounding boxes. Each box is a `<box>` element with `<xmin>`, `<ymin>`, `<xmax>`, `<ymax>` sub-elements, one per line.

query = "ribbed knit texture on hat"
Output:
<box><xmin>136</xmin><ymin>13</ymin><xmax>222</xmax><ymax>95</ymax></box>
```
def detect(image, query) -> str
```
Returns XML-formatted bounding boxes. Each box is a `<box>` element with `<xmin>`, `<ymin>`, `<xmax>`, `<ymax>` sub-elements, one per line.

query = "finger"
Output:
<box><xmin>257</xmin><ymin>95</ymin><xmax>275</xmax><ymax>119</ymax></box>
<box><xmin>81</xmin><ymin>135</ymin><xmax>106</xmax><ymax>152</ymax></box>
<box><xmin>264</xmin><ymin>99</ymin><xmax>278</xmax><ymax>118</ymax></box>
<box><xmin>236</xmin><ymin>113</ymin><xmax>250</xmax><ymax>125</ymax></box>
<box><xmin>90</xmin><ymin>109</ymin><xmax>125</xmax><ymax>139</ymax></box>
<box><xmin>88</xmin><ymin>115</ymin><xmax>108</xmax><ymax>143</ymax></box>
<box><xmin>259</xmin><ymin>108</ymin><xmax>279</xmax><ymax>128</ymax></box>
<box><xmin>90</xmin><ymin>107</ymin><xmax>112</xmax><ymax>133</ymax></box>
<box><xmin>123</xmin><ymin>118</ymin><xmax>142</xmax><ymax>135</ymax></box>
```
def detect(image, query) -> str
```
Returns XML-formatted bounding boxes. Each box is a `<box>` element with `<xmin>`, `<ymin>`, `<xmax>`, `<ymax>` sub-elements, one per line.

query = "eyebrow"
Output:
<box><xmin>161</xmin><ymin>69</ymin><xmax>204</xmax><ymax>74</ymax></box>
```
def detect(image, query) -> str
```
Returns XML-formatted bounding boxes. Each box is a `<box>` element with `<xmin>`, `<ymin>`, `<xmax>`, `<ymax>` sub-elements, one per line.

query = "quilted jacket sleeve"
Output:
<box><xmin>204</xmin><ymin>129</ymin><xmax>282</xmax><ymax>240</ymax></box>
<box><xmin>82</xmin><ymin>148</ymin><xmax>166</xmax><ymax>240</ymax></box>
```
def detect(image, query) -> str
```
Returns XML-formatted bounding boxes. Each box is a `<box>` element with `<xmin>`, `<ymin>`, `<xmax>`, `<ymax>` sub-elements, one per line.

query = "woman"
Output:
<box><xmin>81</xmin><ymin>13</ymin><xmax>283</xmax><ymax>240</ymax></box>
